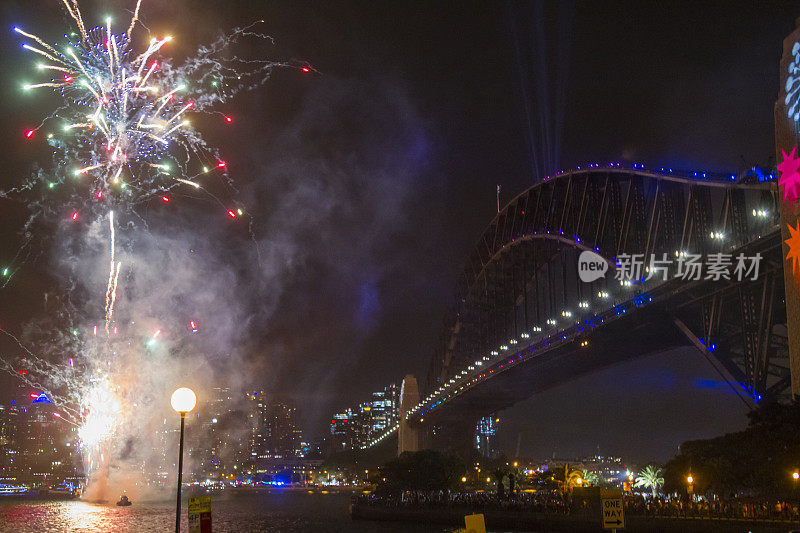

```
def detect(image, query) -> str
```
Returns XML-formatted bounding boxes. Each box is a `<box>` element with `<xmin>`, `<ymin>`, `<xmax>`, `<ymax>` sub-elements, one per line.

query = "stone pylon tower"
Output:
<box><xmin>398</xmin><ymin>374</ymin><xmax>419</xmax><ymax>455</ymax></box>
<box><xmin>776</xmin><ymin>18</ymin><xmax>800</xmax><ymax>398</ymax></box>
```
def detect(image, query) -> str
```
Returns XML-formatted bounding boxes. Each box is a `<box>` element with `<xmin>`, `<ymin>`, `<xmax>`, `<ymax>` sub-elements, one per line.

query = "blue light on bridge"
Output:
<box><xmin>695</xmin><ymin>379</ymin><xmax>717</xmax><ymax>389</ymax></box>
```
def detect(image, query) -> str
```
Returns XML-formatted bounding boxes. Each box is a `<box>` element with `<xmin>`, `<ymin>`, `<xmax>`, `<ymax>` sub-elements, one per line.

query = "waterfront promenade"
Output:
<box><xmin>352</xmin><ymin>492</ymin><xmax>800</xmax><ymax>532</ymax></box>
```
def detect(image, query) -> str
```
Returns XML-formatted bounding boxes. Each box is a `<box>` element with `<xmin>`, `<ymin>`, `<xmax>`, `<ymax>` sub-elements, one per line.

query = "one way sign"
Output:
<box><xmin>601</xmin><ymin>494</ymin><xmax>625</xmax><ymax>530</ymax></box>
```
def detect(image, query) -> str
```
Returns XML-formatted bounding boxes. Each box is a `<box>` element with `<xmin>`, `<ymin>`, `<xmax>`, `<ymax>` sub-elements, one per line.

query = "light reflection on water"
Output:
<box><xmin>0</xmin><ymin>492</ymin><xmax>441</xmax><ymax>533</ymax></box>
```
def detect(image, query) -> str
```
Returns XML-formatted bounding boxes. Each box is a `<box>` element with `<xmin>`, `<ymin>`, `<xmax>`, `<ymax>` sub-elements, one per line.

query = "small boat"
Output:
<box><xmin>116</xmin><ymin>494</ymin><xmax>132</xmax><ymax>506</ymax></box>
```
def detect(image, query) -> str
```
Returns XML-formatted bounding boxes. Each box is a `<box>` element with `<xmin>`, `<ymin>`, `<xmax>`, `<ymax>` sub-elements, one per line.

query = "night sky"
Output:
<box><xmin>0</xmin><ymin>1</ymin><xmax>798</xmax><ymax>464</ymax></box>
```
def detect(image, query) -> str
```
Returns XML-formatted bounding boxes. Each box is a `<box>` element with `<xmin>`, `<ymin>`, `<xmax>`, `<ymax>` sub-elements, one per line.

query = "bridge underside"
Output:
<box><xmin>418</xmin><ymin>307</ymin><xmax>685</xmax><ymax>453</ymax></box>
<box><xmin>417</xmin><ymin>233</ymin><xmax>787</xmax><ymax>452</ymax></box>
<box><xmin>408</xmin><ymin>167</ymin><xmax>786</xmax><ymax>454</ymax></box>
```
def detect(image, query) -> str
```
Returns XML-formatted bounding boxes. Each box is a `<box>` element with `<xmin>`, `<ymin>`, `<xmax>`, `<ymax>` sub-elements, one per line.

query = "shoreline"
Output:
<box><xmin>351</xmin><ymin>503</ymin><xmax>800</xmax><ymax>532</ymax></box>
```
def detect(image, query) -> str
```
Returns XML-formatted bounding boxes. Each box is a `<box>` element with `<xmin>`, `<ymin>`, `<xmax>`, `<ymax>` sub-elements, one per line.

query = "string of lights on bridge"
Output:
<box><xmin>359</xmin><ymin>161</ymin><xmax>779</xmax><ymax>449</ymax></box>
<box><xmin>408</xmin><ymin>164</ymin><xmax>778</xmax><ymax>422</ymax></box>
<box><xmin>537</xmin><ymin>160</ymin><xmax>776</xmax><ymax>184</ymax></box>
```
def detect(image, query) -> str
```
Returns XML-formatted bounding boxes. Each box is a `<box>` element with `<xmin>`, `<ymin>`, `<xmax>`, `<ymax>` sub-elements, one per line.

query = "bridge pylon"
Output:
<box><xmin>398</xmin><ymin>374</ymin><xmax>420</xmax><ymax>455</ymax></box>
<box><xmin>776</xmin><ymin>18</ymin><xmax>800</xmax><ymax>399</ymax></box>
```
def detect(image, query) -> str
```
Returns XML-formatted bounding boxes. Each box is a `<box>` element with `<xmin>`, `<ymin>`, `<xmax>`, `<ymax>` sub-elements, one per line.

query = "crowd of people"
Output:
<box><xmin>358</xmin><ymin>490</ymin><xmax>569</xmax><ymax>513</ymax></box>
<box><xmin>625</xmin><ymin>494</ymin><xmax>800</xmax><ymax>521</ymax></box>
<box><xmin>356</xmin><ymin>490</ymin><xmax>800</xmax><ymax>522</ymax></box>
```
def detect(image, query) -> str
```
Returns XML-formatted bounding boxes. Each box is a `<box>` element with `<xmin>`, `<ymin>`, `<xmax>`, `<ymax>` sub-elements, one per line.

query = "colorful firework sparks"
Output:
<box><xmin>4</xmin><ymin>0</ymin><xmax>292</xmax><ymax>478</ymax></box>
<box><xmin>15</xmin><ymin>0</ymin><xmax>287</xmax><ymax>211</ymax></box>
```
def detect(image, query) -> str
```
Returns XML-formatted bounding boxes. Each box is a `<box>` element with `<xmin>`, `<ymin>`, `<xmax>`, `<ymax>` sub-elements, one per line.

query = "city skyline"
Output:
<box><xmin>1</xmin><ymin>3</ymin><xmax>800</xmax><ymax>531</ymax></box>
<box><xmin>0</xmin><ymin>0</ymin><xmax>798</xmax><ymax>483</ymax></box>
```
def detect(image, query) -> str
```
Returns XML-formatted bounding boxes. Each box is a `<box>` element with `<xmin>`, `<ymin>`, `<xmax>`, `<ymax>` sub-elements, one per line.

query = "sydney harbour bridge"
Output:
<box><xmin>387</xmin><ymin>164</ymin><xmax>786</xmax><ymax>453</ymax></box>
<box><xmin>362</xmin><ymin>23</ymin><xmax>800</xmax><ymax>456</ymax></box>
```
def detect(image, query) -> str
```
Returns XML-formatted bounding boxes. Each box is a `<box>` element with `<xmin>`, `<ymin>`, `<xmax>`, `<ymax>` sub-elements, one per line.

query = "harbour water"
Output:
<box><xmin>0</xmin><ymin>491</ymin><xmax>442</xmax><ymax>533</ymax></box>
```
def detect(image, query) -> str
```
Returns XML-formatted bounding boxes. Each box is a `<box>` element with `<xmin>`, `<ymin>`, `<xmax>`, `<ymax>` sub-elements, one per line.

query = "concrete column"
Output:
<box><xmin>776</xmin><ymin>18</ymin><xmax>800</xmax><ymax>398</ymax></box>
<box><xmin>398</xmin><ymin>374</ymin><xmax>419</xmax><ymax>455</ymax></box>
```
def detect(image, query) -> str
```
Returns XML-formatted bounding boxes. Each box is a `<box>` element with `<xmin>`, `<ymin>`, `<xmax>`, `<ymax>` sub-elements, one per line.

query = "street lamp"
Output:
<box><xmin>171</xmin><ymin>387</ymin><xmax>196</xmax><ymax>533</ymax></box>
<box><xmin>687</xmin><ymin>475</ymin><xmax>693</xmax><ymax>484</ymax></box>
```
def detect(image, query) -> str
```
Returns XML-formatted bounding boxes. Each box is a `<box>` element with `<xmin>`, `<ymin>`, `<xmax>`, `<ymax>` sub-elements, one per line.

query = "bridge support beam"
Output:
<box><xmin>398</xmin><ymin>374</ymin><xmax>420</xmax><ymax>455</ymax></box>
<box><xmin>776</xmin><ymin>19</ymin><xmax>800</xmax><ymax>399</ymax></box>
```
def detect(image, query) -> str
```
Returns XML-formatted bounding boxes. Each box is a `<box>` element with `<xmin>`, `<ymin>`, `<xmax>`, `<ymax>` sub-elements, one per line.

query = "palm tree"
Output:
<box><xmin>555</xmin><ymin>464</ymin><xmax>585</xmax><ymax>494</ymax></box>
<box><xmin>492</xmin><ymin>467</ymin><xmax>507</xmax><ymax>499</ymax></box>
<box><xmin>581</xmin><ymin>469</ymin><xmax>600</xmax><ymax>486</ymax></box>
<box><xmin>634</xmin><ymin>465</ymin><xmax>664</xmax><ymax>498</ymax></box>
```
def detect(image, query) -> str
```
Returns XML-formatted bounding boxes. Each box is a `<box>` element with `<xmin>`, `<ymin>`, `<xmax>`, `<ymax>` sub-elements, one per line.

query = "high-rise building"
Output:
<box><xmin>194</xmin><ymin>386</ymin><xmax>238</xmax><ymax>480</ymax></box>
<box><xmin>368</xmin><ymin>383</ymin><xmax>399</xmax><ymax>434</ymax></box>
<box><xmin>0</xmin><ymin>402</ymin><xmax>21</xmax><ymax>482</ymax></box>
<box><xmin>15</xmin><ymin>393</ymin><xmax>81</xmax><ymax>484</ymax></box>
<box><xmin>262</xmin><ymin>400</ymin><xmax>299</xmax><ymax>459</ymax></box>
<box><xmin>329</xmin><ymin>383</ymin><xmax>399</xmax><ymax>451</ymax></box>
<box><xmin>244</xmin><ymin>392</ymin><xmax>302</xmax><ymax>476</ymax></box>
<box><xmin>475</xmin><ymin>415</ymin><xmax>498</xmax><ymax>457</ymax></box>
<box><xmin>330</xmin><ymin>409</ymin><xmax>355</xmax><ymax>451</ymax></box>
<box><xmin>298</xmin><ymin>440</ymin><xmax>322</xmax><ymax>458</ymax></box>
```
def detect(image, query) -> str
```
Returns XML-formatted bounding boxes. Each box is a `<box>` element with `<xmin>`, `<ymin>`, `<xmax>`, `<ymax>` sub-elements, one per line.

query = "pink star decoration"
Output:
<box><xmin>778</xmin><ymin>145</ymin><xmax>800</xmax><ymax>202</ymax></box>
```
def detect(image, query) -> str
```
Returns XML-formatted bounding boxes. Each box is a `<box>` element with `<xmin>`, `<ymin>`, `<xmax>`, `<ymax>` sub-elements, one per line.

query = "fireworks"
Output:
<box><xmin>3</xmin><ymin>0</ymin><xmax>290</xmax><ymax>491</ymax></box>
<box><xmin>15</xmin><ymin>0</ymin><xmax>283</xmax><ymax>209</ymax></box>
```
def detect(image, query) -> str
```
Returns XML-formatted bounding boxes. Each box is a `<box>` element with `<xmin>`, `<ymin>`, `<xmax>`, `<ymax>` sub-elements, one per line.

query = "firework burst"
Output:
<box><xmin>4</xmin><ymin>0</ymin><xmax>294</xmax><ymax>491</ymax></box>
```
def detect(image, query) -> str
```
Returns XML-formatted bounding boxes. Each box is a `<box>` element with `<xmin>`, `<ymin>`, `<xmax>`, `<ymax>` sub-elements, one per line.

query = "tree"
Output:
<box><xmin>508</xmin><ymin>469</ymin><xmax>518</xmax><ymax>494</ymax></box>
<box><xmin>373</xmin><ymin>450</ymin><xmax>464</xmax><ymax>496</ymax></box>
<box><xmin>581</xmin><ymin>469</ymin><xmax>600</xmax><ymax>487</ymax></box>
<box><xmin>553</xmin><ymin>463</ymin><xmax>584</xmax><ymax>494</ymax></box>
<box><xmin>663</xmin><ymin>402</ymin><xmax>800</xmax><ymax>498</ymax></box>
<box><xmin>634</xmin><ymin>465</ymin><xmax>664</xmax><ymax>498</ymax></box>
<box><xmin>492</xmin><ymin>467</ymin><xmax>507</xmax><ymax>499</ymax></box>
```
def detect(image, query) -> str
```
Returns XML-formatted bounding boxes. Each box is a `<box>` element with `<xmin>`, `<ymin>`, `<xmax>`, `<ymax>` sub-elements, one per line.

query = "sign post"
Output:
<box><xmin>464</xmin><ymin>513</ymin><xmax>486</xmax><ymax>533</ymax></box>
<box><xmin>601</xmin><ymin>490</ymin><xmax>625</xmax><ymax>531</ymax></box>
<box><xmin>188</xmin><ymin>496</ymin><xmax>212</xmax><ymax>533</ymax></box>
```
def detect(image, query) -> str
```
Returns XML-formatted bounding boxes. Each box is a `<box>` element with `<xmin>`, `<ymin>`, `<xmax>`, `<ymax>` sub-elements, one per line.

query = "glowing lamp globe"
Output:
<box><xmin>171</xmin><ymin>387</ymin><xmax>196</xmax><ymax>413</ymax></box>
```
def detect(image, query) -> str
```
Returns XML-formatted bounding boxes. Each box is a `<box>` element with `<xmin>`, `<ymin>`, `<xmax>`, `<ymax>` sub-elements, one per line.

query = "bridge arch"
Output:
<box><xmin>414</xmin><ymin>165</ymin><xmax>784</xmax><ymax>429</ymax></box>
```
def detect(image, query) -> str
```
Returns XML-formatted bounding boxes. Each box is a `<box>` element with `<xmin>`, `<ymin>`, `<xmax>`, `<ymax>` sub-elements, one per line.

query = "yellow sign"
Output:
<box><xmin>188</xmin><ymin>496</ymin><xmax>211</xmax><ymax>514</ymax></box>
<box><xmin>188</xmin><ymin>496</ymin><xmax>212</xmax><ymax>533</ymax></box>
<box><xmin>464</xmin><ymin>513</ymin><xmax>486</xmax><ymax>533</ymax></box>
<box><xmin>189</xmin><ymin>496</ymin><xmax>211</xmax><ymax>514</ymax></box>
<box><xmin>601</xmin><ymin>496</ymin><xmax>625</xmax><ymax>529</ymax></box>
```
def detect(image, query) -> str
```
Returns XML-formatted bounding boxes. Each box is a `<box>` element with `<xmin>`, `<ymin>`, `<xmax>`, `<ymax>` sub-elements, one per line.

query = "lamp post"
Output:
<box><xmin>171</xmin><ymin>387</ymin><xmax>196</xmax><ymax>533</ymax></box>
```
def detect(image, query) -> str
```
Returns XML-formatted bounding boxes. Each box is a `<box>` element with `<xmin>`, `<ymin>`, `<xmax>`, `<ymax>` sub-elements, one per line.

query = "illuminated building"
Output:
<box><xmin>299</xmin><ymin>440</ymin><xmax>322</xmax><ymax>458</ymax></box>
<box><xmin>0</xmin><ymin>402</ymin><xmax>21</xmax><ymax>482</ymax></box>
<box><xmin>329</xmin><ymin>383</ymin><xmax>399</xmax><ymax>451</ymax></box>
<box><xmin>194</xmin><ymin>386</ymin><xmax>239</xmax><ymax>479</ymax></box>
<box><xmin>475</xmin><ymin>415</ymin><xmax>498</xmax><ymax>457</ymax></box>
<box><xmin>263</xmin><ymin>400</ymin><xmax>300</xmax><ymax>459</ymax></box>
<box><xmin>368</xmin><ymin>383</ymin><xmax>399</xmax><ymax>433</ymax></box>
<box><xmin>330</xmin><ymin>409</ymin><xmax>356</xmax><ymax>451</ymax></box>
<box><xmin>243</xmin><ymin>392</ymin><xmax>303</xmax><ymax>477</ymax></box>
<box><xmin>15</xmin><ymin>393</ymin><xmax>81</xmax><ymax>484</ymax></box>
